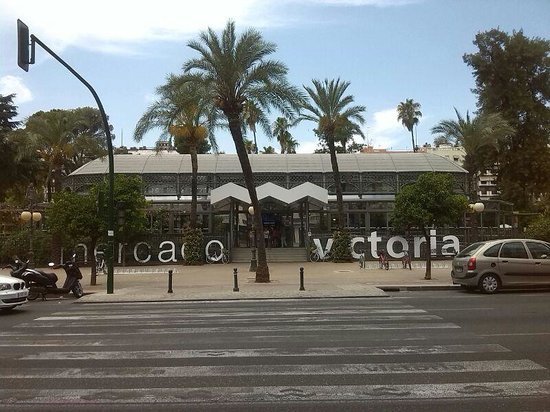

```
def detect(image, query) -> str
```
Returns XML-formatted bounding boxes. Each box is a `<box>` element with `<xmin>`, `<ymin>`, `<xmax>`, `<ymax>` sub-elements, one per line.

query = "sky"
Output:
<box><xmin>1</xmin><ymin>0</ymin><xmax>549</xmax><ymax>154</ymax></box>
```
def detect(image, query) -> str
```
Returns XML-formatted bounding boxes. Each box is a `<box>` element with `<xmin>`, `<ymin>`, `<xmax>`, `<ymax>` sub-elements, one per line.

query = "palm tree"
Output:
<box><xmin>183</xmin><ymin>20</ymin><xmax>303</xmax><ymax>282</ymax></box>
<box><xmin>431</xmin><ymin>108</ymin><xmax>514</xmax><ymax>196</ymax></box>
<box><xmin>260</xmin><ymin>145</ymin><xmax>276</xmax><ymax>154</ymax></box>
<box><xmin>283</xmin><ymin>134</ymin><xmax>299</xmax><ymax>154</ymax></box>
<box><xmin>272</xmin><ymin>117</ymin><xmax>293</xmax><ymax>153</ymax></box>
<box><xmin>134</xmin><ymin>74</ymin><xmax>217</xmax><ymax>229</ymax></box>
<box><xmin>397</xmin><ymin>99</ymin><xmax>422</xmax><ymax>152</ymax></box>
<box><xmin>300</xmin><ymin>78</ymin><xmax>365</xmax><ymax>228</ymax></box>
<box><xmin>23</xmin><ymin>110</ymin><xmax>77</xmax><ymax>201</ymax></box>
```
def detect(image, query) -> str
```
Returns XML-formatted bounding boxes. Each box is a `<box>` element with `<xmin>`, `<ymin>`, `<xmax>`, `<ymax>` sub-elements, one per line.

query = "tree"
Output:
<box><xmin>22</xmin><ymin>108</ymin><xmax>108</xmax><ymax>201</ymax></box>
<box><xmin>0</xmin><ymin>94</ymin><xmax>21</xmax><ymax>201</ymax></box>
<box><xmin>525</xmin><ymin>212</ymin><xmax>550</xmax><ymax>242</ymax></box>
<box><xmin>463</xmin><ymin>29</ymin><xmax>550</xmax><ymax>210</ymax></box>
<box><xmin>397</xmin><ymin>99</ymin><xmax>422</xmax><ymax>152</ymax></box>
<box><xmin>134</xmin><ymin>74</ymin><xmax>218</xmax><ymax>233</ymax></box>
<box><xmin>392</xmin><ymin>173</ymin><xmax>468</xmax><ymax>280</ymax></box>
<box><xmin>48</xmin><ymin>175</ymin><xmax>148</xmax><ymax>285</ymax></box>
<box><xmin>260</xmin><ymin>145</ymin><xmax>276</xmax><ymax>154</ymax></box>
<box><xmin>183</xmin><ymin>20</ymin><xmax>303</xmax><ymax>282</ymax></box>
<box><xmin>300</xmin><ymin>78</ymin><xmax>365</xmax><ymax>228</ymax></box>
<box><xmin>242</xmin><ymin>100</ymin><xmax>271</xmax><ymax>154</ymax></box>
<box><xmin>431</xmin><ymin>109</ymin><xmax>514</xmax><ymax>197</ymax></box>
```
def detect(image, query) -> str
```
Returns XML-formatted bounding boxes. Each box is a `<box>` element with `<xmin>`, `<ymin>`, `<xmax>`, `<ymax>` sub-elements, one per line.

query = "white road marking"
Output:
<box><xmin>18</xmin><ymin>343</ymin><xmax>510</xmax><ymax>360</ymax></box>
<box><xmin>2</xmin><ymin>360</ymin><xmax>543</xmax><ymax>378</ymax></box>
<box><xmin>1</xmin><ymin>381</ymin><xmax>549</xmax><ymax>404</ymax></box>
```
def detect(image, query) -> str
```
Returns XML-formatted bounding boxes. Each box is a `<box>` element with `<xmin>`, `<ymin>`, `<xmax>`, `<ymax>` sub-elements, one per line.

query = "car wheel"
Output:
<box><xmin>479</xmin><ymin>274</ymin><xmax>500</xmax><ymax>294</ymax></box>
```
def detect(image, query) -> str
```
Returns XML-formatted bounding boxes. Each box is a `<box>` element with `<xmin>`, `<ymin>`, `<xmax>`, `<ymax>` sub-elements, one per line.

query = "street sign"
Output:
<box><xmin>17</xmin><ymin>19</ymin><xmax>30</xmax><ymax>72</ymax></box>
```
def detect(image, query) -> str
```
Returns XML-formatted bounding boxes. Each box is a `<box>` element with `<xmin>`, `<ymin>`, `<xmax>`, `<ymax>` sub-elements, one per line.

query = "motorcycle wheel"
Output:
<box><xmin>72</xmin><ymin>282</ymin><xmax>84</xmax><ymax>298</ymax></box>
<box><xmin>27</xmin><ymin>290</ymin><xmax>39</xmax><ymax>301</ymax></box>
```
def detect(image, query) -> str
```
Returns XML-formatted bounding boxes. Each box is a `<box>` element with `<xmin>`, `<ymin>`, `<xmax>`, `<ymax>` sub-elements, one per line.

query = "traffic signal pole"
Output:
<box><xmin>17</xmin><ymin>20</ymin><xmax>116</xmax><ymax>293</ymax></box>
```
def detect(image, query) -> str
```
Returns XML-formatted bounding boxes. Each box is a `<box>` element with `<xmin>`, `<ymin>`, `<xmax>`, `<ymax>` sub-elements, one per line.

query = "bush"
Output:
<box><xmin>182</xmin><ymin>227</ymin><xmax>204</xmax><ymax>265</ymax></box>
<box><xmin>525</xmin><ymin>213</ymin><xmax>550</xmax><ymax>242</ymax></box>
<box><xmin>331</xmin><ymin>229</ymin><xmax>352</xmax><ymax>262</ymax></box>
<box><xmin>0</xmin><ymin>229</ymin><xmax>52</xmax><ymax>265</ymax></box>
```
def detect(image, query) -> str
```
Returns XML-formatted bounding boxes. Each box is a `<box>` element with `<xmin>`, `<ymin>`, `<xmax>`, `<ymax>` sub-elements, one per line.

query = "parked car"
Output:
<box><xmin>0</xmin><ymin>274</ymin><xmax>28</xmax><ymax>311</ymax></box>
<box><xmin>451</xmin><ymin>238</ymin><xmax>550</xmax><ymax>293</ymax></box>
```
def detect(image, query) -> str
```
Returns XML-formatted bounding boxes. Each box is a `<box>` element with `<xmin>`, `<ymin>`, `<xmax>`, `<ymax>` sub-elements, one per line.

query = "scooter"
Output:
<box><xmin>7</xmin><ymin>255</ymin><xmax>84</xmax><ymax>300</ymax></box>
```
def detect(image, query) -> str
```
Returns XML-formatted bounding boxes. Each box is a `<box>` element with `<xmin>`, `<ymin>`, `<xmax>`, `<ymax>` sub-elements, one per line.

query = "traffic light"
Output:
<box><xmin>17</xmin><ymin>19</ymin><xmax>30</xmax><ymax>72</ymax></box>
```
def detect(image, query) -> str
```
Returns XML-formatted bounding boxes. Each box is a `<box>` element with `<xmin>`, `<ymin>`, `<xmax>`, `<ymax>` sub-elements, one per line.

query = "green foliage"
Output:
<box><xmin>525</xmin><ymin>213</ymin><xmax>550</xmax><ymax>242</ymax></box>
<box><xmin>392</xmin><ymin>173</ymin><xmax>469</xmax><ymax>231</ymax></box>
<box><xmin>95</xmin><ymin>175</ymin><xmax>149</xmax><ymax>245</ymax></box>
<box><xmin>47</xmin><ymin>189</ymin><xmax>102</xmax><ymax>248</ymax></box>
<box><xmin>182</xmin><ymin>227</ymin><xmax>204</xmax><ymax>265</ymax></box>
<box><xmin>331</xmin><ymin>229</ymin><xmax>352</xmax><ymax>262</ymax></box>
<box><xmin>463</xmin><ymin>29</ymin><xmax>550</xmax><ymax>210</ymax></box>
<box><xmin>0</xmin><ymin>229</ymin><xmax>51</xmax><ymax>265</ymax></box>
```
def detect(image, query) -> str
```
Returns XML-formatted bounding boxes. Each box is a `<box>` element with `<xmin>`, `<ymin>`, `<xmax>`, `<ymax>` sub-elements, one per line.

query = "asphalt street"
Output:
<box><xmin>0</xmin><ymin>290</ymin><xmax>549</xmax><ymax>411</ymax></box>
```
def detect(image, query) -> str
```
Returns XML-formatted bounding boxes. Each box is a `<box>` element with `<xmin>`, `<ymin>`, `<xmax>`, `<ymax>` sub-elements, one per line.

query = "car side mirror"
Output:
<box><xmin>541</xmin><ymin>254</ymin><xmax>548</xmax><ymax>259</ymax></box>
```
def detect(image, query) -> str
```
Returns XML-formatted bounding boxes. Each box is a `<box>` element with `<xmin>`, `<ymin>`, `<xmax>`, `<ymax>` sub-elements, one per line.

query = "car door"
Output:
<box><xmin>497</xmin><ymin>241</ymin><xmax>535</xmax><ymax>285</ymax></box>
<box><xmin>525</xmin><ymin>241</ymin><xmax>550</xmax><ymax>285</ymax></box>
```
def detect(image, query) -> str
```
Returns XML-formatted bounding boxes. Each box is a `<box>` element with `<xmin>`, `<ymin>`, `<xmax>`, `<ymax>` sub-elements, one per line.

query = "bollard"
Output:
<box><xmin>299</xmin><ymin>267</ymin><xmax>305</xmax><ymax>291</ymax></box>
<box><xmin>233</xmin><ymin>267</ymin><xmax>239</xmax><ymax>292</ymax></box>
<box><xmin>168</xmin><ymin>269</ymin><xmax>173</xmax><ymax>293</ymax></box>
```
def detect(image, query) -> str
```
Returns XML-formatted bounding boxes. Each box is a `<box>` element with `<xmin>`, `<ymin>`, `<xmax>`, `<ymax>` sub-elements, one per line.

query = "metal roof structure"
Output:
<box><xmin>70</xmin><ymin>152</ymin><xmax>467</xmax><ymax>176</ymax></box>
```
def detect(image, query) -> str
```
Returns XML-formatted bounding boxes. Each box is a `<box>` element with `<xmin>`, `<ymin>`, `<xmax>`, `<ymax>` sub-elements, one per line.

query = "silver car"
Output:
<box><xmin>451</xmin><ymin>238</ymin><xmax>550</xmax><ymax>293</ymax></box>
<box><xmin>0</xmin><ymin>274</ymin><xmax>28</xmax><ymax>311</ymax></box>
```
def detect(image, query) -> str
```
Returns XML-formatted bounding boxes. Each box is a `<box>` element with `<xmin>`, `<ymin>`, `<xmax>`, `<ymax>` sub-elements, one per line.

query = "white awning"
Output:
<box><xmin>210</xmin><ymin>182</ymin><xmax>328</xmax><ymax>208</ymax></box>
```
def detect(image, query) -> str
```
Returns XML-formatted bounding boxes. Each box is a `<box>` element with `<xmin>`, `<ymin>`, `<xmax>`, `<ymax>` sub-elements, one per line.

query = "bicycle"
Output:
<box><xmin>206</xmin><ymin>248</ymin><xmax>230</xmax><ymax>264</ymax></box>
<box><xmin>95</xmin><ymin>252</ymin><xmax>106</xmax><ymax>274</ymax></box>
<box><xmin>310</xmin><ymin>248</ymin><xmax>332</xmax><ymax>262</ymax></box>
<box><xmin>377</xmin><ymin>249</ymin><xmax>389</xmax><ymax>270</ymax></box>
<box><xmin>401</xmin><ymin>250</ymin><xmax>412</xmax><ymax>270</ymax></box>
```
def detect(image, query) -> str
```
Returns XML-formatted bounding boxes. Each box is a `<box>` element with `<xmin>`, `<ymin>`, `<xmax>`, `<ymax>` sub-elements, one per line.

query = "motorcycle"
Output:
<box><xmin>6</xmin><ymin>255</ymin><xmax>84</xmax><ymax>300</ymax></box>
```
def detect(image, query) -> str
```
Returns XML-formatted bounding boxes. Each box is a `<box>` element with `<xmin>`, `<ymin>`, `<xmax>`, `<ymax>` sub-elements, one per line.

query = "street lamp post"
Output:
<box><xmin>20</xmin><ymin>184</ymin><xmax>42</xmax><ymax>265</ymax></box>
<box><xmin>248</xmin><ymin>205</ymin><xmax>257</xmax><ymax>272</ymax></box>
<box><xmin>468</xmin><ymin>202</ymin><xmax>485</xmax><ymax>242</ymax></box>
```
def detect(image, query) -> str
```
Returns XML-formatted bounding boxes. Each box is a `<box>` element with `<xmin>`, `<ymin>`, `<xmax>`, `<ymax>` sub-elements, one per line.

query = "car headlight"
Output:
<box><xmin>0</xmin><ymin>283</ymin><xmax>12</xmax><ymax>291</ymax></box>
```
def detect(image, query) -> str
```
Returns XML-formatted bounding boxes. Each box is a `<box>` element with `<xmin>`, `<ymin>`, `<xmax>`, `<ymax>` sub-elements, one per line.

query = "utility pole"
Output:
<box><xmin>17</xmin><ymin>19</ymin><xmax>116</xmax><ymax>293</ymax></box>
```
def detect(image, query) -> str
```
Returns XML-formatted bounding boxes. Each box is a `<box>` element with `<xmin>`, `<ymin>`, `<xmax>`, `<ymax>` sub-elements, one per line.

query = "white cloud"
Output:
<box><xmin>367</xmin><ymin>108</ymin><xmax>407</xmax><ymax>149</ymax></box>
<box><xmin>0</xmin><ymin>76</ymin><xmax>33</xmax><ymax>104</ymax></box>
<box><xmin>1</xmin><ymin>0</ymin><xmax>270</xmax><ymax>54</ymax></box>
<box><xmin>296</xmin><ymin>139</ymin><xmax>320</xmax><ymax>154</ymax></box>
<box><xmin>1</xmin><ymin>0</ymin><xmax>420</xmax><ymax>54</ymax></box>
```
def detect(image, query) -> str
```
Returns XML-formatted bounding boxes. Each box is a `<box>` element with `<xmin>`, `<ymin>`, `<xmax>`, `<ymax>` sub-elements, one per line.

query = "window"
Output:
<box><xmin>483</xmin><ymin>243</ymin><xmax>502</xmax><ymax>257</ymax></box>
<box><xmin>526</xmin><ymin>241</ymin><xmax>550</xmax><ymax>259</ymax></box>
<box><xmin>500</xmin><ymin>242</ymin><xmax>528</xmax><ymax>259</ymax></box>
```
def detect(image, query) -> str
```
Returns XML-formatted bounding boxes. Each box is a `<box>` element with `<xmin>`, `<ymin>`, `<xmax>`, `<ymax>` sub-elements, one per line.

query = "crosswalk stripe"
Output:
<box><xmin>17</xmin><ymin>343</ymin><xmax>511</xmax><ymax>360</ymax></box>
<box><xmin>0</xmin><ymin>322</ymin><xmax>460</xmax><ymax>337</ymax></box>
<box><xmin>1</xmin><ymin>381</ymin><xmax>549</xmax><ymax>404</ymax></box>
<box><xmin>1</xmin><ymin>360</ymin><xmax>543</xmax><ymax>378</ymax></box>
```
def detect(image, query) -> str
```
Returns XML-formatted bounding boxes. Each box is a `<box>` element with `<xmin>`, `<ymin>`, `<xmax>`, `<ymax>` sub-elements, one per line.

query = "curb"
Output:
<box><xmin>377</xmin><ymin>285</ymin><xmax>461</xmax><ymax>292</ymax></box>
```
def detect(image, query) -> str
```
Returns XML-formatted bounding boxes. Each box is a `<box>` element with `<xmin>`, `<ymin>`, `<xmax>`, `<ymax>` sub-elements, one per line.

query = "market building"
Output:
<box><xmin>65</xmin><ymin>151</ymin><xmax>512</xmax><ymax>263</ymax></box>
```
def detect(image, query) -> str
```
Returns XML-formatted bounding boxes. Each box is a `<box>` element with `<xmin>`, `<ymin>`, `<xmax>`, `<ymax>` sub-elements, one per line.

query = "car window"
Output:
<box><xmin>526</xmin><ymin>241</ymin><xmax>550</xmax><ymax>259</ymax></box>
<box><xmin>483</xmin><ymin>243</ymin><xmax>502</xmax><ymax>257</ymax></box>
<box><xmin>457</xmin><ymin>242</ymin><xmax>485</xmax><ymax>258</ymax></box>
<box><xmin>499</xmin><ymin>242</ymin><xmax>529</xmax><ymax>259</ymax></box>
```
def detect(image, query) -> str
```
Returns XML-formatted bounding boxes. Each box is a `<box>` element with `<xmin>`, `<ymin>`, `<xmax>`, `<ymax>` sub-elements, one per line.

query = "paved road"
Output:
<box><xmin>0</xmin><ymin>291</ymin><xmax>549</xmax><ymax>411</ymax></box>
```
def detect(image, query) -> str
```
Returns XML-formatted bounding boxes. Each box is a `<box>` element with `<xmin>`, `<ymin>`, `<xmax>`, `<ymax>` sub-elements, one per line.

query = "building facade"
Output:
<box><xmin>64</xmin><ymin>152</ymin><xmax>477</xmax><ymax>263</ymax></box>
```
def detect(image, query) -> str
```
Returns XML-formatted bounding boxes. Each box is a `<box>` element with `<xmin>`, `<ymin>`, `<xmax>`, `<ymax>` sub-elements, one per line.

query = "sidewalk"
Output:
<box><xmin>73</xmin><ymin>260</ymin><xmax>456</xmax><ymax>303</ymax></box>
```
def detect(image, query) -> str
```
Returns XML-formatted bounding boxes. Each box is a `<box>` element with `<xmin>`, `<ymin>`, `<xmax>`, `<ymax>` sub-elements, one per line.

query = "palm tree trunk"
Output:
<box><xmin>190</xmin><ymin>145</ymin><xmax>198</xmax><ymax>229</ymax></box>
<box><xmin>253</xmin><ymin>130</ymin><xmax>258</xmax><ymax>154</ymax></box>
<box><xmin>411</xmin><ymin>129</ymin><xmax>416</xmax><ymax>152</ymax></box>
<box><xmin>328</xmin><ymin>140</ymin><xmax>345</xmax><ymax>228</ymax></box>
<box><xmin>227</xmin><ymin>113</ymin><xmax>270</xmax><ymax>282</ymax></box>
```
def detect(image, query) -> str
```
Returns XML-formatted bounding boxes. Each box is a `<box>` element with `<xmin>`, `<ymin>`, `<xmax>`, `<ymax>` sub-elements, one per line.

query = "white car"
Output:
<box><xmin>0</xmin><ymin>274</ymin><xmax>28</xmax><ymax>311</ymax></box>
